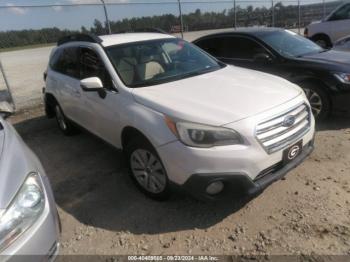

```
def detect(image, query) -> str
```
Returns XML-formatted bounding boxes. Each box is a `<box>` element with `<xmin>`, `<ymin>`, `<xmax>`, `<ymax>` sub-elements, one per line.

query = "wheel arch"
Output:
<box><xmin>296</xmin><ymin>77</ymin><xmax>333</xmax><ymax>113</ymax></box>
<box><xmin>121</xmin><ymin>126</ymin><xmax>153</xmax><ymax>151</ymax></box>
<box><xmin>311</xmin><ymin>33</ymin><xmax>332</xmax><ymax>47</ymax></box>
<box><xmin>44</xmin><ymin>93</ymin><xmax>58</xmax><ymax>118</ymax></box>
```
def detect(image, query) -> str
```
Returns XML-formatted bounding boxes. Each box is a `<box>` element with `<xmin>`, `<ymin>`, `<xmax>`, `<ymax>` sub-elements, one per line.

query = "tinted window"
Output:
<box><xmin>50</xmin><ymin>47</ymin><xmax>79</xmax><ymax>78</ymax></box>
<box><xmin>197</xmin><ymin>36</ymin><xmax>267</xmax><ymax>60</ymax></box>
<box><xmin>329</xmin><ymin>4</ymin><xmax>350</xmax><ymax>21</ymax></box>
<box><xmin>195</xmin><ymin>38</ymin><xmax>222</xmax><ymax>57</ymax></box>
<box><xmin>49</xmin><ymin>49</ymin><xmax>62</xmax><ymax>71</ymax></box>
<box><xmin>80</xmin><ymin>48</ymin><xmax>113</xmax><ymax>89</ymax></box>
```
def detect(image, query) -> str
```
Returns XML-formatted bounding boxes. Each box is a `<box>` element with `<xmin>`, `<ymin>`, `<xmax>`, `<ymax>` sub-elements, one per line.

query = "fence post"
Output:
<box><xmin>271</xmin><ymin>0</ymin><xmax>274</xmax><ymax>27</ymax></box>
<box><xmin>0</xmin><ymin>59</ymin><xmax>16</xmax><ymax>111</ymax></box>
<box><xmin>298</xmin><ymin>0</ymin><xmax>301</xmax><ymax>34</ymax></box>
<box><xmin>323</xmin><ymin>0</ymin><xmax>326</xmax><ymax>19</ymax></box>
<box><xmin>177</xmin><ymin>0</ymin><xmax>184</xmax><ymax>39</ymax></box>
<box><xmin>233</xmin><ymin>0</ymin><xmax>237</xmax><ymax>29</ymax></box>
<box><xmin>100</xmin><ymin>0</ymin><xmax>111</xmax><ymax>34</ymax></box>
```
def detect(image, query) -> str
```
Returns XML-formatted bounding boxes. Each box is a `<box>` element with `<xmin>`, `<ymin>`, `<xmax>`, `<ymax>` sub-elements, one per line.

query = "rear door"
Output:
<box><xmin>195</xmin><ymin>35</ymin><xmax>275</xmax><ymax>72</ymax></box>
<box><xmin>49</xmin><ymin>46</ymin><xmax>83</xmax><ymax>123</ymax></box>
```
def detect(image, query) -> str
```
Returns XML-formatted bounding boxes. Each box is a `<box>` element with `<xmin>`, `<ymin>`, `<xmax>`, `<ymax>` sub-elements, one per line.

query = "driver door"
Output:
<box><xmin>197</xmin><ymin>35</ymin><xmax>276</xmax><ymax>73</ymax></box>
<box><xmin>78</xmin><ymin>47</ymin><xmax>121</xmax><ymax>146</ymax></box>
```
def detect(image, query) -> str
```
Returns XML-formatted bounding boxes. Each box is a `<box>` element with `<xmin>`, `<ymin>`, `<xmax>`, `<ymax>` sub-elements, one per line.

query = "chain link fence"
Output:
<box><xmin>0</xmin><ymin>0</ymin><xmax>348</xmax><ymax>109</ymax></box>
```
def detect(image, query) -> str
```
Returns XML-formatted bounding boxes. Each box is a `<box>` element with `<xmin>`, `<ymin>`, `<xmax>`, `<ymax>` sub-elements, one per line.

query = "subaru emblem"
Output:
<box><xmin>283</xmin><ymin>115</ymin><xmax>296</xmax><ymax>127</ymax></box>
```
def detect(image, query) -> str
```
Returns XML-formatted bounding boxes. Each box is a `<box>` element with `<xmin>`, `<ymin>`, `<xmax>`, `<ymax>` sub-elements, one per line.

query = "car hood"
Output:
<box><xmin>301</xmin><ymin>50</ymin><xmax>350</xmax><ymax>67</ymax></box>
<box><xmin>0</xmin><ymin>122</ymin><xmax>4</xmax><ymax>166</ymax></box>
<box><xmin>0</xmin><ymin>118</ymin><xmax>42</xmax><ymax>209</ymax></box>
<box><xmin>132</xmin><ymin>66</ymin><xmax>302</xmax><ymax>126</ymax></box>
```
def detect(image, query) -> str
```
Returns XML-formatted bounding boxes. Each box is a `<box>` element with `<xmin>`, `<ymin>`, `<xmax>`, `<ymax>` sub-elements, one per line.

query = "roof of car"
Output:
<box><xmin>99</xmin><ymin>33</ymin><xmax>176</xmax><ymax>47</ymax></box>
<box><xmin>194</xmin><ymin>27</ymin><xmax>287</xmax><ymax>41</ymax></box>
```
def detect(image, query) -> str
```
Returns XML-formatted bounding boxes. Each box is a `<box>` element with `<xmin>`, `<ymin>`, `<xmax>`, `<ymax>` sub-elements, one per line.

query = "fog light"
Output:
<box><xmin>206</xmin><ymin>181</ymin><xmax>224</xmax><ymax>195</ymax></box>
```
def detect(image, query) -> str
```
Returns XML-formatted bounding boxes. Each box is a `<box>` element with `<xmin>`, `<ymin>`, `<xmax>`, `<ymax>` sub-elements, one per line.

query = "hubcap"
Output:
<box><xmin>55</xmin><ymin>106</ymin><xmax>67</xmax><ymax>131</ymax></box>
<box><xmin>130</xmin><ymin>149</ymin><xmax>166</xmax><ymax>194</ymax></box>
<box><xmin>303</xmin><ymin>88</ymin><xmax>323</xmax><ymax>118</ymax></box>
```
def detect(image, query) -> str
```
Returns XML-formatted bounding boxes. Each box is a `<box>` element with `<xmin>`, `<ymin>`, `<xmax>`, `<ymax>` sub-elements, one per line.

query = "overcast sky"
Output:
<box><xmin>0</xmin><ymin>0</ymin><xmax>339</xmax><ymax>31</ymax></box>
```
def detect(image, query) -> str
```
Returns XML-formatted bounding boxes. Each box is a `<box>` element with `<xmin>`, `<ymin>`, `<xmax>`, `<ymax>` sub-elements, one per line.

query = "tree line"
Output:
<box><xmin>0</xmin><ymin>1</ymin><xmax>342</xmax><ymax>49</ymax></box>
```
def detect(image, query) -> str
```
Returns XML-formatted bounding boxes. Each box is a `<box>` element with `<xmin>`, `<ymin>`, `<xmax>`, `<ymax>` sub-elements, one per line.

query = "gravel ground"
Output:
<box><xmin>9</xmin><ymin>106</ymin><xmax>350</xmax><ymax>256</ymax></box>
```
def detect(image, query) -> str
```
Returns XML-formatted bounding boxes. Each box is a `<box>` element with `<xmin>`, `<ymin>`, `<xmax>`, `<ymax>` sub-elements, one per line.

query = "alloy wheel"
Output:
<box><xmin>303</xmin><ymin>88</ymin><xmax>323</xmax><ymax>118</ymax></box>
<box><xmin>130</xmin><ymin>149</ymin><xmax>167</xmax><ymax>194</ymax></box>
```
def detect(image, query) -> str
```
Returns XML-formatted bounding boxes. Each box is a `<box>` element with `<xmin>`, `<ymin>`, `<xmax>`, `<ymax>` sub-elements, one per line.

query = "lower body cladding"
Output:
<box><xmin>2</xmin><ymin>175</ymin><xmax>60</xmax><ymax>262</ymax></box>
<box><xmin>157</xmin><ymin>114</ymin><xmax>315</xmax><ymax>200</ymax></box>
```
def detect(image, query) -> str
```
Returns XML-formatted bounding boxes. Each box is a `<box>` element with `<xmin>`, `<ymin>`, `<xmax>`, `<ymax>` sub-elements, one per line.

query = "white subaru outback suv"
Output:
<box><xmin>44</xmin><ymin>32</ymin><xmax>315</xmax><ymax>200</ymax></box>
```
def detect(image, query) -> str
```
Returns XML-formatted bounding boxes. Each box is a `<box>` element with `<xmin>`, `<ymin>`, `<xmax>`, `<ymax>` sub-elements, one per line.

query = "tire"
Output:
<box><xmin>312</xmin><ymin>35</ymin><xmax>332</xmax><ymax>49</ymax></box>
<box><xmin>300</xmin><ymin>83</ymin><xmax>331</xmax><ymax>120</ymax></box>
<box><xmin>125</xmin><ymin>137</ymin><xmax>171</xmax><ymax>200</ymax></box>
<box><xmin>54</xmin><ymin>104</ymin><xmax>79</xmax><ymax>136</ymax></box>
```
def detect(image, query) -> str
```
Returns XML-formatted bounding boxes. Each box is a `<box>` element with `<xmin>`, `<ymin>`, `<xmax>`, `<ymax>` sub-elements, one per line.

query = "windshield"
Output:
<box><xmin>106</xmin><ymin>38</ymin><xmax>223</xmax><ymax>87</ymax></box>
<box><xmin>259</xmin><ymin>30</ymin><xmax>324</xmax><ymax>58</ymax></box>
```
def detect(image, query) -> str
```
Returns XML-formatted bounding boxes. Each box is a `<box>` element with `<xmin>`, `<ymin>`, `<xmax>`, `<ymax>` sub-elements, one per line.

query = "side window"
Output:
<box><xmin>218</xmin><ymin>36</ymin><xmax>268</xmax><ymax>60</ymax></box>
<box><xmin>196</xmin><ymin>36</ymin><xmax>268</xmax><ymax>60</ymax></box>
<box><xmin>51</xmin><ymin>47</ymin><xmax>79</xmax><ymax>78</ymax></box>
<box><xmin>49</xmin><ymin>49</ymin><xmax>62</xmax><ymax>71</ymax></box>
<box><xmin>329</xmin><ymin>4</ymin><xmax>350</xmax><ymax>21</ymax></box>
<box><xmin>80</xmin><ymin>48</ymin><xmax>113</xmax><ymax>90</ymax></box>
<box><xmin>195</xmin><ymin>38</ymin><xmax>221</xmax><ymax>57</ymax></box>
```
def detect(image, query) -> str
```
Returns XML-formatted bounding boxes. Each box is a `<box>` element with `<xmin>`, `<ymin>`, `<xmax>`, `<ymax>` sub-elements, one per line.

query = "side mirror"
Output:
<box><xmin>80</xmin><ymin>77</ymin><xmax>104</xmax><ymax>92</ymax></box>
<box><xmin>0</xmin><ymin>101</ymin><xmax>15</xmax><ymax>118</ymax></box>
<box><xmin>253</xmin><ymin>53</ymin><xmax>273</xmax><ymax>63</ymax></box>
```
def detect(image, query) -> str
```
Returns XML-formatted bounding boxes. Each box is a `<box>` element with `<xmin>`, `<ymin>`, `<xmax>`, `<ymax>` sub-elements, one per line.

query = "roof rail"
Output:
<box><xmin>57</xmin><ymin>34</ymin><xmax>103</xmax><ymax>46</ymax></box>
<box><xmin>118</xmin><ymin>28</ymin><xmax>168</xmax><ymax>34</ymax></box>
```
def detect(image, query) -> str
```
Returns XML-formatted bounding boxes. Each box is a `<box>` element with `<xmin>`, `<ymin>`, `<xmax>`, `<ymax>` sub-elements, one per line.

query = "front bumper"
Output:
<box><xmin>330</xmin><ymin>87</ymin><xmax>350</xmax><ymax>114</ymax></box>
<box><xmin>1</xmin><ymin>175</ymin><xmax>60</xmax><ymax>261</ymax></box>
<box><xmin>157</xmin><ymin>96</ymin><xmax>315</xmax><ymax>200</ymax></box>
<box><xmin>182</xmin><ymin>140</ymin><xmax>314</xmax><ymax>200</ymax></box>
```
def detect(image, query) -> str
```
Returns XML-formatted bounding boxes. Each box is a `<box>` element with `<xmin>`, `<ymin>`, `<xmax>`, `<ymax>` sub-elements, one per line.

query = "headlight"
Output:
<box><xmin>0</xmin><ymin>173</ymin><xmax>45</xmax><ymax>252</ymax></box>
<box><xmin>165</xmin><ymin>117</ymin><xmax>243</xmax><ymax>148</ymax></box>
<box><xmin>334</xmin><ymin>73</ymin><xmax>350</xmax><ymax>84</ymax></box>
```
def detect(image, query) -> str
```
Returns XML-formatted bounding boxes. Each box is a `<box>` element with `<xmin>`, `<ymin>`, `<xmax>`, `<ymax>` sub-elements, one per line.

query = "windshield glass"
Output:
<box><xmin>260</xmin><ymin>30</ymin><xmax>324</xmax><ymax>57</ymax></box>
<box><xmin>106</xmin><ymin>38</ymin><xmax>223</xmax><ymax>87</ymax></box>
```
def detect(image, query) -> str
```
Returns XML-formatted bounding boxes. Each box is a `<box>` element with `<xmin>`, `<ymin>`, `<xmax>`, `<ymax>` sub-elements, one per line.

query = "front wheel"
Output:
<box><xmin>301</xmin><ymin>84</ymin><xmax>330</xmax><ymax>120</ymax></box>
<box><xmin>125</xmin><ymin>138</ymin><xmax>171</xmax><ymax>200</ymax></box>
<box><xmin>54</xmin><ymin>104</ymin><xmax>79</xmax><ymax>136</ymax></box>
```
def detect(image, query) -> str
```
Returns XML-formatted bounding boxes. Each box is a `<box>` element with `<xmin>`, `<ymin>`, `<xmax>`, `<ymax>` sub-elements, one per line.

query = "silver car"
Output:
<box><xmin>0</xmin><ymin>87</ymin><xmax>60</xmax><ymax>260</ymax></box>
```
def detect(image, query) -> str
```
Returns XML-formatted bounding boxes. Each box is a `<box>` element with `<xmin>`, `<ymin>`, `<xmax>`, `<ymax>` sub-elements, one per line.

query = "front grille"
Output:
<box><xmin>256</xmin><ymin>103</ymin><xmax>311</xmax><ymax>154</ymax></box>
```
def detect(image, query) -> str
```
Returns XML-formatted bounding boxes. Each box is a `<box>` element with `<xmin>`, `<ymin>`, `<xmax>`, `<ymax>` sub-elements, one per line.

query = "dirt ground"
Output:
<box><xmin>9</xmin><ymin>106</ymin><xmax>350</xmax><ymax>256</ymax></box>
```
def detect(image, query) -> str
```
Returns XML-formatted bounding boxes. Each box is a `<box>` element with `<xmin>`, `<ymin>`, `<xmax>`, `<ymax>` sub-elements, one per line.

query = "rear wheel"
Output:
<box><xmin>125</xmin><ymin>137</ymin><xmax>171</xmax><ymax>200</ymax></box>
<box><xmin>301</xmin><ymin>83</ymin><xmax>331</xmax><ymax>120</ymax></box>
<box><xmin>54</xmin><ymin>104</ymin><xmax>79</xmax><ymax>136</ymax></box>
